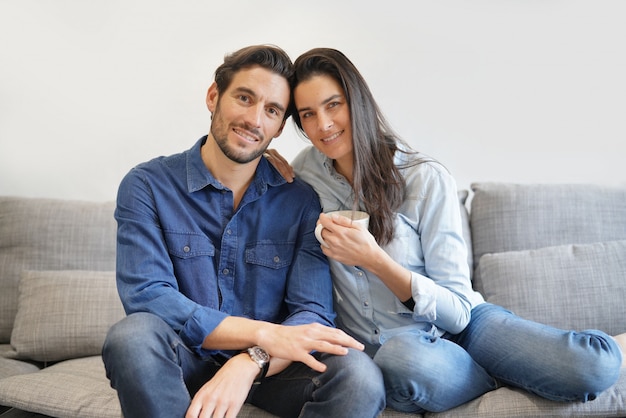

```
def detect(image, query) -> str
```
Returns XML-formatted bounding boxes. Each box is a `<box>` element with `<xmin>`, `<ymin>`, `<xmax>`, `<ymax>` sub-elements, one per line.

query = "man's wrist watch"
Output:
<box><xmin>246</xmin><ymin>346</ymin><xmax>270</xmax><ymax>381</ymax></box>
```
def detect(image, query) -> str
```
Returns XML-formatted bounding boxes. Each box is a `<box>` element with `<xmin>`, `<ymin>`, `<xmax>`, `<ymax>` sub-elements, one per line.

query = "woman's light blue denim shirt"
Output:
<box><xmin>292</xmin><ymin>146</ymin><xmax>484</xmax><ymax>354</ymax></box>
<box><xmin>115</xmin><ymin>137</ymin><xmax>336</xmax><ymax>358</ymax></box>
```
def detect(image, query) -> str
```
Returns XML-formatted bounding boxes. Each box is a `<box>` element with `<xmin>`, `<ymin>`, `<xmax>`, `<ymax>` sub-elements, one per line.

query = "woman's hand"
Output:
<box><xmin>264</xmin><ymin>149</ymin><xmax>295</xmax><ymax>183</ymax></box>
<box><xmin>318</xmin><ymin>213</ymin><xmax>413</xmax><ymax>301</ymax></box>
<box><xmin>316</xmin><ymin>212</ymin><xmax>380</xmax><ymax>268</ymax></box>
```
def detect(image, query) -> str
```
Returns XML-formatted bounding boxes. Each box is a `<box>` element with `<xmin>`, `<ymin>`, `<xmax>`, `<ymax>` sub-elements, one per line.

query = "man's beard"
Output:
<box><xmin>211</xmin><ymin>105</ymin><xmax>270</xmax><ymax>164</ymax></box>
<box><xmin>214</xmin><ymin>132</ymin><xmax>268</xmax><ymax>164</ymax></box>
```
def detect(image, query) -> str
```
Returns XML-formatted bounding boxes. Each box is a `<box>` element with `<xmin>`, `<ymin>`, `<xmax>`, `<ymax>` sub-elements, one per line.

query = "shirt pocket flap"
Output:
<box><xmin>245</xmin><ymin>242</ymin><xmax>293</xmax><ymax>269</ymax></box>
<box><xmin>165</xmin><ymin>231</ymin><xmax>215</xmax><ymax>258</ymax></box>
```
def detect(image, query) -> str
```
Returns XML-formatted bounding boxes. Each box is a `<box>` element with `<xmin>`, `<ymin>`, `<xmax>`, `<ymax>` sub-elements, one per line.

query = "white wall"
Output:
<box><xmin>1</xmin><ymin>0</ymin><xmax>625</xmax><ymax>202</ymax></box>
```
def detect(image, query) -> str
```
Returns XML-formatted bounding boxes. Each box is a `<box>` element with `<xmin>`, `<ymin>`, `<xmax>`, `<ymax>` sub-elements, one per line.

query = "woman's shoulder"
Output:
<box><xmin>292</xmin><ymin>146</ymin><xmax>329</xmax><ymax>176</ymax></box>
<box><xmin>397</xmin><ymin>150</ymin><xmax>450</xmax><ymax>178</ymax></box>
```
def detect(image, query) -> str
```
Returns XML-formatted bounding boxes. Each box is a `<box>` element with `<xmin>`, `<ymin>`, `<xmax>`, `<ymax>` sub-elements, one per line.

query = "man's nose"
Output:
<box><xmin>245</xmin><ymin>104</ymin><xmax>264</xmax><ymax>127</ymax></box>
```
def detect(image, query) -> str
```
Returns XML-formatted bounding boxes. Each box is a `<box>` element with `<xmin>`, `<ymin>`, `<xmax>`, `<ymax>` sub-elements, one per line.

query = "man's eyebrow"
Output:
<box><xmin>233</xmin><ymin>86</ymin><xmax>286</xmax><ymax>114</ymax></box>
<box><xmin>297</xmin><ymin>94</ymin><xmax>343</xmax><ymax>113</ymax></box>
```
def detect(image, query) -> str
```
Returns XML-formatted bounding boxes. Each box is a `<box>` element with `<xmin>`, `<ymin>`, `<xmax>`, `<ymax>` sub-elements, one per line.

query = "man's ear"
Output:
<box><xmin>273</xmin><ymin>119</ymin><xmax>287</xmax><ymax>138</ymax></box>
<box><xmin>206</xmin><ymin>82</ymin><xmax>219</xmax><ymax>113</ymax></box>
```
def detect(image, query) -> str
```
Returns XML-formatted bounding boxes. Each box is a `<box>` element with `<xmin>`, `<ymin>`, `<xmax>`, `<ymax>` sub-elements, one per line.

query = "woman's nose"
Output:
<box><xmin>319</xmin><ymin>114</ymin><xmax>333</xmax><ymax>131</ymax></box>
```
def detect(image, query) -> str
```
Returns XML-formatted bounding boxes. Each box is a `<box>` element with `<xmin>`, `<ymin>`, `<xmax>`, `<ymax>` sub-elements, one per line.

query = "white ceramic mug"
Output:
<box><xmin>315</xmin><ymin>210</ymin><xmax>370</xmax><ymax>248</ymax></box>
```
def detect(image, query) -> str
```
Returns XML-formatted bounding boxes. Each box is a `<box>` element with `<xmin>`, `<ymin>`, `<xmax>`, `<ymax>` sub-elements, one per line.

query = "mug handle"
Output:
<box><xmin>314</xmin><ymin>223</ymin><xmax>330</xmax><ymax>248</ymax></box>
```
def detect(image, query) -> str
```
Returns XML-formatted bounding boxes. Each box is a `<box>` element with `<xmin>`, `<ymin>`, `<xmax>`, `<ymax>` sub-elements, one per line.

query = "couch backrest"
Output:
<box><xmin>0</xmin><ymin>196</ymin><xmax>117</xmax><ymax>343</ymax></box>
<box><xmin>470</xmin><ymin>182</ymin><xmax>626</xmax><ymax>268</ymax></box>
<box><xmin>469</xmin><ymin>183</ymin><xmax>626</xmax><ymax>335</ymax></box>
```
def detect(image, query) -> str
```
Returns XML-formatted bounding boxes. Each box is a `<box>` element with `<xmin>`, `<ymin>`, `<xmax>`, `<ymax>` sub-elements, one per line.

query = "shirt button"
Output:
<box><xmin>364</xmin><ymin>301</ymin><xmax>369</xmax><ymax>307</ymax></box>
<box><xmin>222</xmin><ymin>268</ymin><xmax>229</xmax><ymax>275</ymax></box>
<box><xmin>273</xmin><ymin>256</ymin><xmax>280</xmax><ymax>263</ymax></box>
<box><xmin>357</xmin><ymin>271</ymin><xmax>363</xmax><ymax>277</ymax></box>
<box><xmin>226</xmin><ymin>229</ymin><xmax>232</xmax><ymax>235</ymax></box>
<box><xmin>183</xmin><ymin>245</ymin><xmax>190</xmax><ymax>253</ymax></box>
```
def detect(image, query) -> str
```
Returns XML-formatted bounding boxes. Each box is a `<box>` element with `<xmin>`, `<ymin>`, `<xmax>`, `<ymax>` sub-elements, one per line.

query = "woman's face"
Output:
<box><xmin>294</xmin><ymin>74</ymin><xmax>353</xmax><ymax>165</ymax></box>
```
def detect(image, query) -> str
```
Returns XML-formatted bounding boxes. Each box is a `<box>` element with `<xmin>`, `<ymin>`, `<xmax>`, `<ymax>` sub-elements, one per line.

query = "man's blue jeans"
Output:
<box><xmin>102</xmin><ymin>312</ymin><xmax>386</xmax><ymax>418</ymax></box>
<box><xmin>374</xmin><ymin>303</ymin><xmax>623</xmax><ymax>413</ymax></box>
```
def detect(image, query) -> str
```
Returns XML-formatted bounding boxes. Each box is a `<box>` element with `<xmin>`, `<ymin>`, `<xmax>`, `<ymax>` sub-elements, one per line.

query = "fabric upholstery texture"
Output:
<box><xmin>0</xmin><ymin>197</ymin><xmax>116</xmax><ymax>343</ymax></box>
<box><xmin>478</xmin><ymin>240</ymin><xmax>626</xmax><ymax>335</ymax></box>
<box><xmin>11</xmin><ymin>270</ymin><xmax>124</xmax><ymax>362</ymax></box>
<box><xmin>0</xmin><ymin>356</ymin><xmax>121</xmax><ymax>418</ymax></box>
<box><xmin>470</xmin><ymin>182</ymin><xmax>626</xmax><ymax>294</ymax></box>
<box><xmin>432</xmin><ymin>371</ymin><xmax>626</xmax><ymax>418</ymax></box>
<box><xmin>470</xmin><ymin>182</ymin><xmax>626</xmax><ymax>269</ymax></box>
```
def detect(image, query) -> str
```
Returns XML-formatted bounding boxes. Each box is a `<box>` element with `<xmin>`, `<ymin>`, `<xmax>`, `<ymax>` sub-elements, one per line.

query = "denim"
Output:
<box><xmin>103</xmin><ymin>312</ymin><xmax>386</xmax><ymax>418</ymax></box>
<box><xmin>373</xmin><ymin>304</ymin><xmax>622</xmax><ymax>413</ymax></box>
<box><xmin>291</xmin><ymin>146</ymin><xmax>623</xmax><ymax>412</ymax></box>
<box><xmin>114</xmin><ymin>137</ymin><xmax>336</xmax><ymax>357</ymax></box>
<box><xmin>292</xmin><ymin>146</ymin><xmax>484</xmax><ymax>352</ymax></box>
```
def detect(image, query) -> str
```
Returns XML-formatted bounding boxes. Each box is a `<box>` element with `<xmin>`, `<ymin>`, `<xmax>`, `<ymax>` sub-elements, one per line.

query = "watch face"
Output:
<box><xmin>252</xmin><ymin>346</ymin><xmax>270</xmax><ymax>363</ymax></box>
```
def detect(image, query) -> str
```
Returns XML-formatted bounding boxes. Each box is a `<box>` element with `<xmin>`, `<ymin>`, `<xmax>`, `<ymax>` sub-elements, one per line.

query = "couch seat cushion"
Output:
<box><xmin>0</xmin><ymin>356</ymin><xmax>121</xmax><ymax>418</ymax></box>
<box><xmin>430</xmin><ymin>371</ymin><xmax>626</xmax><ymax>417</ymax></box>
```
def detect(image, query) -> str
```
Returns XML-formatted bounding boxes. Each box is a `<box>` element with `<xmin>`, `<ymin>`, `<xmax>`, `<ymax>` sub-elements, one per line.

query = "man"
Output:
<box><xmin>102</xmin><ymin>45</ymin><xmax>385</xmax><ymax>418</ymax></box>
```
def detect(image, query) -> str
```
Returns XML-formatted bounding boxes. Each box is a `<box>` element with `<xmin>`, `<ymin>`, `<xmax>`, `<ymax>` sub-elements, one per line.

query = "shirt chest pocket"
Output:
<box><xmin>245</xmin><ymin>242</ymin><xmax>293</xmax><ymax>270</ymax></box>
<box><xmin>165</xmin><ymin>231</ymin><xmax>215</xmax><ymax>258</ymax></box>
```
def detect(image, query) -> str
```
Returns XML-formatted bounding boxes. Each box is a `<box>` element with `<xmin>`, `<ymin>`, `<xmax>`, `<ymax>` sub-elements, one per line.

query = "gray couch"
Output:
<box><xmin>1</xmin><ymin>182</ymin><xmax>625</xmax><ymax>418</ymax></box>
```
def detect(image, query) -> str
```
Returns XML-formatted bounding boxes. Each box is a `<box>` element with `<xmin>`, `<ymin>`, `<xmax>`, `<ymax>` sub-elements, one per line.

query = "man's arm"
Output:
<box><xmin>115</xmin><ymin>168</ymin><xmax>228</xmax><ymax>351</ymax></box>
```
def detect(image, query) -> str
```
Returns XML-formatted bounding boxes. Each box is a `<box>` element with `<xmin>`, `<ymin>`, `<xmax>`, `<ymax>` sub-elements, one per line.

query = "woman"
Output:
<box><xmin>267</xmin><ymin>47</ymin><xmax>624</xmax><ymax>413</ymax></box>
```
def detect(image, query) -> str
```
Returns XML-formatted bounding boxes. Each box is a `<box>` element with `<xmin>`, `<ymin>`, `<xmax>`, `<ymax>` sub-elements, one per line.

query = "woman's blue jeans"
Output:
<box><xmin>102</xmin><ymin>312</ymin><xmax>386</xmax><ymax>418</ymax></box>
<box><xmin>373</xmin><ymin>303</ymin><xmax>623</xmax><ymax>413</ymax></box>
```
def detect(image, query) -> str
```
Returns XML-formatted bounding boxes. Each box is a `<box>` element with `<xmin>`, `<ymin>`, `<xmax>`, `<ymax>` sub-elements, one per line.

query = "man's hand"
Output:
<box><xmin>264</xmin><ymin>149</ymin><xmax>295</xmax><ymax>183</ymax></box>
<box><xmin>185</xmin><ymin>353</ymin><xmax>258</xmax><ymax>418</ymax></box>
<box><xmin>257</xmin><ymin>322</ymin><xmax>364</xmax><ymax>373</ymax></box>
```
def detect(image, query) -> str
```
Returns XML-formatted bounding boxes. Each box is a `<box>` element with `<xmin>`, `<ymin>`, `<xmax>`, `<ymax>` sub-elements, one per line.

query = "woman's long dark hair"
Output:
<box><xmin>292</xmin><ymin>48</ymin><xmax>418</xmax><ymax>245</ymax></box>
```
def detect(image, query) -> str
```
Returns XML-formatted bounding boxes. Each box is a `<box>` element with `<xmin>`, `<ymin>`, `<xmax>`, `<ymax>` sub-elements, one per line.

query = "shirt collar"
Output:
<box><xmin>186</xmin><ymin>136</ymin><xmax>287</xmax><ymax>194</ymax></box>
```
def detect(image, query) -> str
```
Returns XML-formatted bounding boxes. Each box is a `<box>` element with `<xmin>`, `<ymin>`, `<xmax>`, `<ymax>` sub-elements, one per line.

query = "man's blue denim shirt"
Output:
<box><xmin>115</xmin><ymin>136</ymin><xmax>335</xmax><ymax>358</ymax></box>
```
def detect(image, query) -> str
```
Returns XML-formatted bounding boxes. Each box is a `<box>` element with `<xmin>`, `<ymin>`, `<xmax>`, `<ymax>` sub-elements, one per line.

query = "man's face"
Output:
<box><xmin>206</xmin><ymin>66</ymin><xmax>290</xmax><ymax>164</ymax></box>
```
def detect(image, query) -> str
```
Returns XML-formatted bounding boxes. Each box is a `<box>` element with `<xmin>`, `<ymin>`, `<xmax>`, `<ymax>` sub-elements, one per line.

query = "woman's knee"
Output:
<box><xmin>562</xmin><ymin>330</ymin><xmax>622</xmax><ymax>398</ymax></box>
<box><xmin>374</xmin><ymin>332</ymin><xmax>443</xmax><ymax>379</ymax></box>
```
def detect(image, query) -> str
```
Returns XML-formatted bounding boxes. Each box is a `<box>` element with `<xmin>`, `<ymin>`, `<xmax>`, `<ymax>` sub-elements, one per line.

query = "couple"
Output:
<box><xmin>103</xmin><ymin>44</ymin><xmax>624</xmax><ymax>418</ymax></box>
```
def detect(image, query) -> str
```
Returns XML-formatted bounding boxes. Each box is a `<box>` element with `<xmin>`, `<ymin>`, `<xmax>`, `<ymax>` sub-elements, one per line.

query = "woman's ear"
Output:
<box><xmin>206</xmin><ymin>82</ymin><xmax>219</xmax><ymax>113</ymax></box>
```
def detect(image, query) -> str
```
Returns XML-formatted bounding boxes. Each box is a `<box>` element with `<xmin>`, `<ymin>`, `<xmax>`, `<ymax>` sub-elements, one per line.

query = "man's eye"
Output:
<box><xmin>238</xmin><ymin>95</ymin><xmax>250</xmax><ymax>103</ymax></box>
<box><xmin>301</xmin><ymin>112</ymin><xmax>312</xmax><ymax>119</ymax></box>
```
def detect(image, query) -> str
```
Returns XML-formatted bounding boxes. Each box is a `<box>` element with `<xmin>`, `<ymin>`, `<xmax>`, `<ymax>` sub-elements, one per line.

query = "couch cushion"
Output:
<box><xmin>476</xmin><ymin>240</ymin><xmax>626</xmax><ymax>335</ymax></box>
<box><xmin>10</xmin><ymin>270</ymin><xmax>125</xmax><ymax>362</ymax></box>
<box><xmin>0</xmin><ymin>351</ymin><xmax>40</xmax><ymax>380</ymax></box>
<box><xmin>0</xmin><ymin>197</ymin><xmax>116</xmax><ymax>343</ymax></box>
<box><xmin>469</xmin><ymin>183</ymin><xmax>626</xmax><ymax>277</ymax></box>
<box><xmin>0</xmin><ymin>356</ymin><xmax>121</xmax><ymax>418</ymax></box>
<box><xmin>431</xmin><ymin>372</ymin><xmax>626</xmax><ymax>417</ymax></box>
